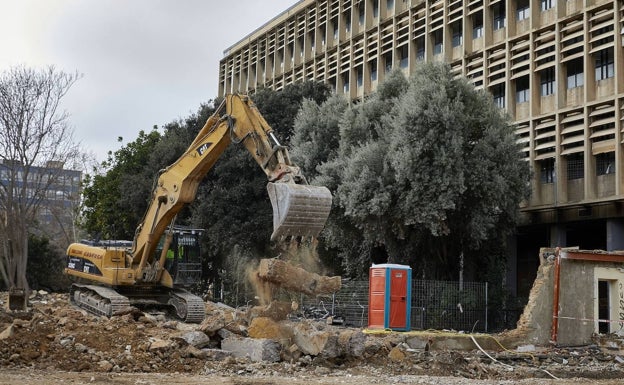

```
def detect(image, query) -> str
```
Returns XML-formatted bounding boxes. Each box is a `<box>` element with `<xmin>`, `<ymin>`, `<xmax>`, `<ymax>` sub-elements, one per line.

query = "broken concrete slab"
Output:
<box><xmin>0</xmin><ymin>325</ymin><xmax>14</xmax><ymax>340</ymax></box>
<box><xmin>177</xmin><ymin>331</ymin><xmax>210</xmax><ymax>348</ymax></box>
<box><xmin>247</xmin><ymin>317</ymin><xmax>293</xmax><ymax>345</ymax></box>
<box><xmin>291</xmin><ymin>322</ymin><xmax>330</xmax><ymax>356</ymax></box>
<box><xmin>198</xmin><ymin>314</ymin><xmax>225</xmax><ymax>335</ymax></box>
<box><xmin>257</xmin><ymin>258</ymin><xmax>341</xmax><ymax>296</ymax></box>
<box><xmin>221</xmin><ymin>336</ymin><xmax>281</xmax><ymax>362</ymax></box>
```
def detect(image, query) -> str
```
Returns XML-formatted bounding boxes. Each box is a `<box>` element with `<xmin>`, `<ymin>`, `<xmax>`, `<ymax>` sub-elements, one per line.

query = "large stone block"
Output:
<box><xmin>221</xmin><ymin>337</ymin><xmax>281</xmax><ymax>362</ymax></box>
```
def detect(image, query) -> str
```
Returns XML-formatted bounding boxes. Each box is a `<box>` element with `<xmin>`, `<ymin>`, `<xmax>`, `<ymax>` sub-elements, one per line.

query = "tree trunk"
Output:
<box><xmin>0</xmin><ymin>217</ymin><xmax>30</xmax><ymax>291</ymax></box>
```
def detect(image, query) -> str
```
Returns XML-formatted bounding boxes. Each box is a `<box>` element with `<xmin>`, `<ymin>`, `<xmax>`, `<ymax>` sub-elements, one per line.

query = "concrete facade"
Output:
<box><xmin>219</xmin><ymin>0</ymin><xmax>624</xmax><ymax>296</ymax></box>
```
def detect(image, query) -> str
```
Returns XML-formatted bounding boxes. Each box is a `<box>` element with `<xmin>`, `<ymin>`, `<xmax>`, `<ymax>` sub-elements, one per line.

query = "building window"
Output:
<box><xmin>493</xmin><ymin>3</ymin><xmax>506</xmax><ymax>30</ymax></box>
<box><xmin>384</xmin><ymin>52</ymin><xmax>393</xmax><ymax>72</ymax></box>
<box><xmin>516</xmin><ymin>76</ymin><xmax>530</xmax><ymax>103</ymax></box>
<box><xmin>332</xmin><ymin>18</ymin><xmax>339</xmax><ymax>40</ymax></box>
<box><xmin>596</xmin><ymin>152</ymin><xmax>615</xmax><ymax>175</ymax></box>
<box><xmin>540</xmin><ymin>67</ymin><xmax>555</xmax><ymax>96</ymax></box>
<box><xmin>472</xmin><ymin>13</ymin><xmax>483</xmax><ymax>39</ymax></box>
<box><xmin>541</xmin><ymin>0</ymin><xmax>554</xmax><ymax>11</ymax></box>
<box><xmin>567</xmin><ymin>153</ymin><xmax>584</xmax><ymax>180</ymax></box>
<box><xmin>540</xmin><ymin>158</ymin><xmax>556</xmax><ymax>184</ymax></box>
<box><xmin>373</xmin><ymin>0</ymin><xmax>379</xmax><ymax>18</ymax></box>
<box><xmin>415</xmin><ymin>37</ymin><xmax>425</xmax><ymax>61</ymax></box>
<box><xmin>595</xmin><ymin>47</ymin><xmax>614</xmax><ymax>81</ymax></box>
<box><xmin>359</xmin><ymin>4</ymin><xmax>365</xmax><ymax>25</ymax></box>
<box><xmin>566</xmin><ymin>58</ymin><xmax>584</xmax><ymax>89</ymax></box>
<box><xmin>399</xmin><ymin>45</ymin><xmax>408</xmax><ymax>68</ymax></box>
<box><xmin>451</xmin><ymin>21</ymin><xmax>463</xmax><ymax>47</ymax></box>
<box><xmin>308</xmin><ymin>32</ymin><xmax>314</xmax><ymax>52</ymax></box>
<box><xmin>357</xmin><ymin>67</ymin><xmax>363</xmax><ymax>87</ymax></box>
<box><xmin>387</xmin><ymin>0</ymin><xmax>394</xmax><ymax>10</ymax></box>
<box><xmin>345</xmin><ymin>11</ymin><xmax>351</xmax><ymax>33</ymax></box>
<box><xmin>491</xmin><ymin>83</ymin><xmax>505</xmax><ymax>108</ymax></box>
<box><xmin>369</xmin><ymin>59</ymin><xmax>377</xmax><ymax>81</ymax></box>
<box><xmin>342</xmin><ymin>72</ymin><xmax>350</xmax><ymax>93</ymax></box>
<box><xmin>517</xmin><ymin>0</ymin><xmax>530</xmax><ymax>21</ymax></box>
<box><xmin>433</xmin><ymin>29</ymin><xmax>443</xmax><ymax>55</ymax></box>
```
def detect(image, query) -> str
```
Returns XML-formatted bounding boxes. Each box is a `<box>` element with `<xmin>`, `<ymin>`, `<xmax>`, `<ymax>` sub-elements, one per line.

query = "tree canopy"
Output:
<box><xmin>291</xmin><ymin>63</ymin><xmax>530</xmax><ymax>280</ymax></box>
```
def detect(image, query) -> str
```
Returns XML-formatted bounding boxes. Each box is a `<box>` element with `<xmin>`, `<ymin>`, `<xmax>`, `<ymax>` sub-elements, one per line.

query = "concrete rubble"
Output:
<box><xmin>0</xmin><ymin>290</ymin><xmax>623</xmax><ymax>381</ymax></box>
<box><xmin>257</xmin><ymin>258</ymin><xmax>342</xmax><ymax>296</ymax></box>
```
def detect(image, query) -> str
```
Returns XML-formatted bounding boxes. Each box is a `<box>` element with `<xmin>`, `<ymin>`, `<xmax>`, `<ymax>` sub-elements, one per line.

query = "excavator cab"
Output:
<box><xmin>156</xmin><ymin>227</ymin><xmax>203</xmax><ymax>287</ymax></box>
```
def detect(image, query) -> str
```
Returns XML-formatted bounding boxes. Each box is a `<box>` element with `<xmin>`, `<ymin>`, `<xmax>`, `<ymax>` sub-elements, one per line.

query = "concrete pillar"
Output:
<box><xmin>550</xmin><ymin>224</ymin><xmax>567</xmax><ymax>248</ymax></box>
<box><xmin>606</xmin><ymin>219</ymin><xmax>624</xmax><ymax>251</ymax></box>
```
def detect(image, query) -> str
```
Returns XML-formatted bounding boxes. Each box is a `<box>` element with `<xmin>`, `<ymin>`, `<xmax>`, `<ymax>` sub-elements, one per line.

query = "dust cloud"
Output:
<box><xmin>246</xmin><ymin>263</ymin><xmax>273</xmax><ymax>306</ymax></box>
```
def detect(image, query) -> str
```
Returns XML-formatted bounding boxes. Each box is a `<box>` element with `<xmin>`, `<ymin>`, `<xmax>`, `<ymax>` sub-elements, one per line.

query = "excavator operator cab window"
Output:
<box><xmin>156</xmin><ymin>228</ymin><xmax>203</xmax><ymax>287</ymax></box>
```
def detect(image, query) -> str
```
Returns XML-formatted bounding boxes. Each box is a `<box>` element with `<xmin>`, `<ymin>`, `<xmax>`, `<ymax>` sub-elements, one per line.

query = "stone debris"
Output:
<box><xmin>0</xmin><ymin>290</ymin><xmax>623</xmax><ymax>381</ymax></box>
<box><xmin>221</xmin><ymin>336</ymin><xmax>281</xmax><ymax>362</ymax></box>
<box><xmin>257</xmin><ymin>258</ymin><xmax>342</xmax><ymax>296</ymax></box>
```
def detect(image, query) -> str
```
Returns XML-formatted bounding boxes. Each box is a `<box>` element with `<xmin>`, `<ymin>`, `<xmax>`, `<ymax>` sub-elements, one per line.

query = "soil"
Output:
<box><xmin>1</xmin><ymin>291</ymin><xmax>623</xmax><ymax>384</ymax></box>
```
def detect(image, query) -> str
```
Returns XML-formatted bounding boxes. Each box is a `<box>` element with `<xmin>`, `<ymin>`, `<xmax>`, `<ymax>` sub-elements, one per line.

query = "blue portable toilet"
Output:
<box><xmin>368</xmin><ymin>263</ymin><xmax>412</xmax><ymax>331</ymax></box>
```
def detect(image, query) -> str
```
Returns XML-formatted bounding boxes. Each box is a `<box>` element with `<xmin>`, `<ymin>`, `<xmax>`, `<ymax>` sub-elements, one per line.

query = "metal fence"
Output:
<box><xmin>214</xmin><ymin>277</ymin><xmax>499</xmax><ymax>332</ymax></box>
<box><xmin>297</xmin><ymin>279</ymin><xmax>490</xmax><ymax>332</ymax></box>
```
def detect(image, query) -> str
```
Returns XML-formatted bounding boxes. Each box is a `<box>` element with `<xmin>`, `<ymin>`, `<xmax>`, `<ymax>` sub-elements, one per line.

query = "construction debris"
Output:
<box><xmin>256</xmin><ymin>258</ymin><xmax>341</xmax><ymax>296</ymax></box>
<box><xmin>1</xmin><ymin>290</ymin><xmax>624</xmax><ymax>382</ymax></box>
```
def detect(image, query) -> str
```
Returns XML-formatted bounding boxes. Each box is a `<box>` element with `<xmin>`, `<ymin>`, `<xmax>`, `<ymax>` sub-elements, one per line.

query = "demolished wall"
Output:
<box><xmin>556</xmin><ymin>258</ymin><xmax>595</xmax><ymax>346</ymax></box>
<box><xmin>501</xmin><ymin>248</ymin><xmax>624</xmax><ymax>347</ymax></box>
<box><xmin>500</xmin><ymin>249</ymin><xmax>555</xmax><ymax>347</ymax></box>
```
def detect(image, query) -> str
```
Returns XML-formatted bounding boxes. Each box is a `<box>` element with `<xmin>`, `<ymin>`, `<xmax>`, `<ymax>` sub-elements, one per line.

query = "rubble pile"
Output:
<box><xmin>1</xmin><ymin>291</ymin><xmax>623</xmax><ymax>380</ymax></box>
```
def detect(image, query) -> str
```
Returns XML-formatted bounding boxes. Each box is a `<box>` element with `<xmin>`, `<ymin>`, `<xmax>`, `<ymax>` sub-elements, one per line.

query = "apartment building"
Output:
<box><xmin>219</xmin><ymin>0</ymin><xmax>624</xmax><ymax>295</ymax></box>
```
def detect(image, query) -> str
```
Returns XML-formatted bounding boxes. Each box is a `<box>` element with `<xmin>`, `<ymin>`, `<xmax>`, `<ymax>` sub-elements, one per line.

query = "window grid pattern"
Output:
<box><xmin>219</xmin><ymin>0</ymin><xmax>624</xmax><ymax>207</ymax></box>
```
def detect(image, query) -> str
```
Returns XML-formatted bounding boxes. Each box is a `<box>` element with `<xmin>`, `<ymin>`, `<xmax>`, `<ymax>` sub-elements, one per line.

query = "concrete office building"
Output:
<box><xmin>0</xmin><ymin>160</ymin><xmax>81</xmax><ymax>245</ymax></box>
<box><xmin>219</xmin><ymin>0</ymin><xmax>624</xmax><ymax>296</ymax></box>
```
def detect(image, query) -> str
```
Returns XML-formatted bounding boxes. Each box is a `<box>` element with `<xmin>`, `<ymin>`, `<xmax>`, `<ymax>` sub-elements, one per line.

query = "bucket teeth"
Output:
<box><xmin>267</xmin><ymin>182</ymin><xmax>332</xmax><ymax>241</ymax></box>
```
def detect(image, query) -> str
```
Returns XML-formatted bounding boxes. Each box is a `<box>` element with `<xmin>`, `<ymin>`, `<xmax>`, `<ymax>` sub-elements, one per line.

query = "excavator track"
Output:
<box><xmin>70</xmin><ymin>284</ymin><xmax>131</xmax><ymax>317</ymax></box>
<box><xmin>69</xmin><ymin>284</ymin><xmax>206</xmax><ymax>323</ymax></box>
<box><xmin>168</xmin><ymin>289</ymin><xmax>206</xmax><ymax>323</ymax></box>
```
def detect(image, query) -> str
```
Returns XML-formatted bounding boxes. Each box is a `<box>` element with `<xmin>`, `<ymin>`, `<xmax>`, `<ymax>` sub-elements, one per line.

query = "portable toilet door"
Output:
<box><xmin>368</xmin><ymin>264</ymin><xmax>412</xmax><ymax>331</ymax></box>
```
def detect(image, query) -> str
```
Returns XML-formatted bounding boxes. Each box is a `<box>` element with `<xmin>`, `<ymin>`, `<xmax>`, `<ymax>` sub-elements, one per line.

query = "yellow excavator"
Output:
<box><xmin>65</xmin><ymin>94</ymin><xmax>332</xmax><ymax>322</ymax></box>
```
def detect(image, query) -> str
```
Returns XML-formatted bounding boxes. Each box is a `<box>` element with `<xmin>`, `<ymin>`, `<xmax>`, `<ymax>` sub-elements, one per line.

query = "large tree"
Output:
<box><xmin>291</xmin><ymin>63</ymin><xmax>530</xmax><ymax>280</ymax></box>
<box><xmin>0</xmin><ymin>66</ymin><xmax>81</xmax><ymax>290</ymax></box>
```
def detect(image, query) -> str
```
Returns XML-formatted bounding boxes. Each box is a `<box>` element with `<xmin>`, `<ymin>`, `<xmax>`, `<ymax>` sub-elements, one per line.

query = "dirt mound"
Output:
<box><xmin>0</xmin><ymin>291</ymin><xmax>623</xmax><ymax>381</ymax></box>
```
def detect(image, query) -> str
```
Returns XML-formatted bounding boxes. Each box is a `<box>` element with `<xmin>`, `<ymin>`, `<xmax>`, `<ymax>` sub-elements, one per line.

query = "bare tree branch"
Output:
<box><xmin>0</xmin><ymin>65</ymin><xmax>82</xmax><ymax>290</ymax></box>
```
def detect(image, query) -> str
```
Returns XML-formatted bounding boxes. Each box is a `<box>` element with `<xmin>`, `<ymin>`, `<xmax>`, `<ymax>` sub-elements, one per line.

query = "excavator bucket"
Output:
<box><xmin>267</xmin><ymin>182</ymin><xmax>332</xmax><ymax>241</ymax></box>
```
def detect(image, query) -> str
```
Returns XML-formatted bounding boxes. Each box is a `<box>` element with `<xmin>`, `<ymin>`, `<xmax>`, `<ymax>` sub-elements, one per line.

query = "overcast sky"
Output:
<box><xmin>0</xmin><ymin>0</ymin><xmax>299</xmax><ymax>164</ymax></box>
